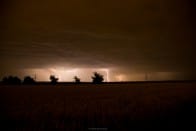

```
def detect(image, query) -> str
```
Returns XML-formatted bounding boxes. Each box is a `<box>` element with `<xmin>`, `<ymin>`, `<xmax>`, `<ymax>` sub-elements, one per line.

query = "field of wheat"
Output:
<box><xmin>0</xmin><ymin>82</ymin><xmax>196</xmax><ymax>130</ymax></box>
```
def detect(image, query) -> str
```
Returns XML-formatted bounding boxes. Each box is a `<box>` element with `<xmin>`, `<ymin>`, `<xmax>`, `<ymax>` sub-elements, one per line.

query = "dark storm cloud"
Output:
<box><xmin>0</xmin><ymin>0</ymin><xmax>196</xmax><ymax>80</ymax></box>
<box><xmin>0</xmin><ymin>31</ymin><xmax>136</xmax><ymax>69</ymax></box>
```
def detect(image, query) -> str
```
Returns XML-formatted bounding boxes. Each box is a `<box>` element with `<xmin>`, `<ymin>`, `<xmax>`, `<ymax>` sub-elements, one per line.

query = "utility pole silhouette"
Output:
<box><xmin>145</xmin><ymin>73</ymin><xmax>148</xmax><ymax>81</ymax></box>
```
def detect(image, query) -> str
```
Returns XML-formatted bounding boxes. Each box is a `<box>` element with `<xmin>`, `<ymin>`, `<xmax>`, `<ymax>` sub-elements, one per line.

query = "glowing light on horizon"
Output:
<box><xmin>46</xmin><ymin>67</ymin><xmax>111</xmax><ymax>82</ymax></box>
<box><xmin>99</xmin><ymin>68</ymin><xmax>110</xmax><ymax>82</ymax></box>
<box><xmin>21</xmin><ymin>68</ymin><xmax>184</xmax><ymax>82</ymax></box>
<box><xmin>47</xmin><ymin>68</ymin><xmax>79</xmax><ymax>81</ymax></box>
<box><xmin>23</xmin><ymin>67</ymin><xmax>113</xmax><ymax>82</ymax></box>
<box><xmin>116</xmin><ymin>74</ymin><xmax>126</xmax><ymax>81</ymax></box>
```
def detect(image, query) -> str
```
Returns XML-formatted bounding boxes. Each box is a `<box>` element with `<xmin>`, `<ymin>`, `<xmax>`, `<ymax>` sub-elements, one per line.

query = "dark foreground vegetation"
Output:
<box><xmin>0</xmin><ymin>82</ymin><xmax>196</xmax><ymax>130</ymax></box>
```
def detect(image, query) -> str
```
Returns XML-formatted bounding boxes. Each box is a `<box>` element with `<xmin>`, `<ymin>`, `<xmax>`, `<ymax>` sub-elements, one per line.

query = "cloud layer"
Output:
<box><xmin>0</xmin><ymin>0</ymin><xmax>196</xmax><ymax>81</ymax></box>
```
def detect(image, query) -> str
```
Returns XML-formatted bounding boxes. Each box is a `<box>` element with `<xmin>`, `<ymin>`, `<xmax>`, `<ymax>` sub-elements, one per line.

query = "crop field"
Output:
<box><xmin>0</xmin><ymin>82</ymin><xmax>196</xmax><ymax>130</ymax></box>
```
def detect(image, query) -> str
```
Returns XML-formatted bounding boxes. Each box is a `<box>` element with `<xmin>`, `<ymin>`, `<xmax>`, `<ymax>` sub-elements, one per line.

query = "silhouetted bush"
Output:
<box><xmin>74</xmin><ymin>76</ymin><xmax>81</xmax><ymax>83</ymax></box>
<box><xmin>23</xmin><ymin>76</ymin><xmax>36</xmax><ymax>84</ymax></box>
<box><xmin>2</xmin><ymin>76</ymin><xmax>21</xmax><ymax>85</ymax></box>
<box><xmin>92</xmin><ymin>72</ymin><xmax>104</xmax><ymax>84</ymax></box>
<box><xmin>50</xmin><ymin>75</ymin><xmax>58</xmax><ymax>84</ymax></box>
<box><xmin>2</xmin><ymin>77</ymin><xmax>8</xmax><ymax>84</ymax></box>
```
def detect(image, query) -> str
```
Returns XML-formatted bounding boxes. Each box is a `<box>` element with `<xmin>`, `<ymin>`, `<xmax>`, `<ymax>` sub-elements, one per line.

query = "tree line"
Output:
<box><xmin>0</xmin><ymin>72</ymin><xmax>104</xmax><ymax>85</ymax></box>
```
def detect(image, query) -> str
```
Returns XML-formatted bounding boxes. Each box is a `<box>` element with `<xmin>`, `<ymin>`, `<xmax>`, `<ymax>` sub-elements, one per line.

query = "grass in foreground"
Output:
<box><xmin>0</xmin><ymin>82</ymin><xmax>196</xmax><ymax>130</ymax></box>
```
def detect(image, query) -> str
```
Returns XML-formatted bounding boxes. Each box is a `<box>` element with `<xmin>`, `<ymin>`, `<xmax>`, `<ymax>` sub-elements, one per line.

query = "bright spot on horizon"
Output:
<box><xmin>48</xmin><ymin>68</ymin><xmax>79</xmax><ymax>81</ymax></box>
<box><xmin>116</xmin><ymin>74</ymin><xmax>126</xmax><ymax>81</ymax></box>
<box><xmin>13</xmin><ymin>68</ymin><xmax>184</xmax><ymax>82</ymax></box>
<box><xmin>99</xmin><ymin>68</ymin><xmax>110</xmax><ymax>82</ymax></box>
<box><xmin>23</xmin><ymin>67</ymin><xmax>113</xmax><ymax>82</ymax></box>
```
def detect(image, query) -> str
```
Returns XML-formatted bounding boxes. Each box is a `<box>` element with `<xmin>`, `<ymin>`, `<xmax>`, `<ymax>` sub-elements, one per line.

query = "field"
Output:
<box><xmin>0</xmin><ymin>82</ymin><xmax>196</xmax><ymax>130</ymax></box>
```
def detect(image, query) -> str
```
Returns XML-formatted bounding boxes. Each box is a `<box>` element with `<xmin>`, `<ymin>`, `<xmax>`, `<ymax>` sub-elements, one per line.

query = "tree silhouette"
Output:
<box><xmin>23</xmin><ymin>76</ymin><xmax>36</xmax><ymax>84</ymax></box>
<box><xmin>2</xmin><ymin>76</ymin><xmax>21</xmax><ymax>85</ymax></box>
<box><xmin>50</xmin><ymin>75</ymin><xmax>58</xmax><ymax>84</ymax></box>
<box><xmin>2</xmin><ymin>77</ymin><xmax>8</xmax><ymax>84</ymax></box>
<box><xmin>92</xmin><ymin>72</ymin><xmax>104</xmax><ymax>84</ymax></box>
<box><xmin>74</xmin><ymin>76</ymin><xmax>81</xmax><ymax>83</ymax></box>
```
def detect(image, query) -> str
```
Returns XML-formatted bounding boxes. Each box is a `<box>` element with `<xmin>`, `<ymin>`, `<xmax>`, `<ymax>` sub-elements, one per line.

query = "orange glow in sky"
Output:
<box><xmin>116</xmin><ymin>74</ymin><xmax>126</xmax><ymax>82</ymax></box>
<box><xmin>21</xmin><ymin>67</ymin><xmax>182</xmax><ymax>82</ymax></box>
<box><xmin>23</xmin><ymin>67</ymin><xmax>112</xmax><ymax>82</ymax></box>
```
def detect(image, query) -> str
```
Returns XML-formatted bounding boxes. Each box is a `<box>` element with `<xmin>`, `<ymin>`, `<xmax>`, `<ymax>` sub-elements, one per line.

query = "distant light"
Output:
<box><xmin>24</xmin><ymin>67</ymin><xmax>111</xmax><ymax>82</ymax></box>
<box><xmin>47</xmin><ymin>68</ymin><xmax>79</xmax><ymax>81</ymax></box>
<box><xmin>99</xmin><ymin>68</ymin><xmax>110</xmax><ymax>82</ymax></box>
<box><xmin>116</xmin><ymin>74</ymin><xmax>126</xmax><ymax>81</ymax></box>
<box><xmin>48</xmin><ymin>67</ymin><xmax>110</xmax><ymax>82</ymax></box>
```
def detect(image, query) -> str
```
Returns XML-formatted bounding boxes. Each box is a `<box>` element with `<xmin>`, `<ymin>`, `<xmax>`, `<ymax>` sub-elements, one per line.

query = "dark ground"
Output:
<box><xmin>0</xmin><ymin>82</ymin><xmax>196</xmax><ymax>130</ymax></box>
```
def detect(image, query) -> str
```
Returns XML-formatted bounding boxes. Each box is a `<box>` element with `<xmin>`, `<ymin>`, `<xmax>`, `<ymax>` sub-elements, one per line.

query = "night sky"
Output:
<box><xmin>0</xmin><ymin>0</ymin><xmax>196</xmax><ymax>81</ymax></box>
